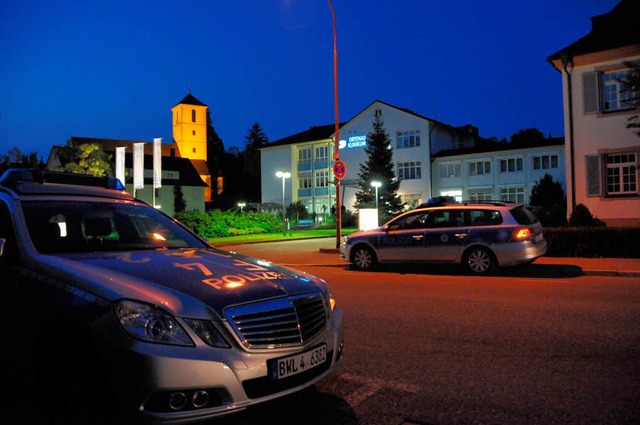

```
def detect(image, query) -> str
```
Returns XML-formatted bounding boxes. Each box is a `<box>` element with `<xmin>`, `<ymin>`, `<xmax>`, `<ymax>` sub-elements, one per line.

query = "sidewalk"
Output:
<box><xmin>318</xmin><ymin>246</ymin><xmax>640</xmax><ymax>277</ymax></box>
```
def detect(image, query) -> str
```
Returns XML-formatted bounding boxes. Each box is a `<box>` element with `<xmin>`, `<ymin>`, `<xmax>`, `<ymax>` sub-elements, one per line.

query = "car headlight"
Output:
<box><xmin>184</xmin><ymin>318</ymin><xmax>230</xmax><ymax>348</ymax></box>
<box><xmin>115</xmin><ymin>300</ymin><xmax>193</xmax><ymax>346</ymax></box>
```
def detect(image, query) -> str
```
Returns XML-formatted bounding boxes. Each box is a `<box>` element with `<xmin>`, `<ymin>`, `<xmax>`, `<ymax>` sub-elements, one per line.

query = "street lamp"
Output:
<box><xmin>276</xmin><ymin>171</ymin><xmax>291</xmax><ymax>234</ymax></box>
<box><xmin>371</xmin><ymin>180</ymin><xmax>382</xmax><ymax>210</ymax></box>
<box><xmin>237</xmin><ymin>202</ymin><xmax>246</xmax><ymax>213</ymax></box>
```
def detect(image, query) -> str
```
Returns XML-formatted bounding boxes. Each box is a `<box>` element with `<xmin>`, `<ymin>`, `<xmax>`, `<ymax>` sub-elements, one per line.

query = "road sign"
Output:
<box><xmin>333</xmin><ymin>160</ymin><xmax>347</xmax><ymax>179</ymax></box>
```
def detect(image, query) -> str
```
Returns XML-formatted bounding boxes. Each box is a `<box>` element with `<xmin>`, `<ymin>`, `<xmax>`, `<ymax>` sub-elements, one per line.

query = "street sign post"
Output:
<box><xmin>333</xmin><ymin>160</ymin><xmax>346</xmax><ymax>180</ymax></box>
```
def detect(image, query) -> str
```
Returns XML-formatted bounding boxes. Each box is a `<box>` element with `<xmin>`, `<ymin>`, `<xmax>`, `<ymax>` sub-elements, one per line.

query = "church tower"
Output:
<box><xmin>172</xmin><ymin>92</ymin><xmax>208</xmax><ymax>161</ymax></box>
<box><xmin>172</xmin><ymin>92</ymin><xmax>212</xmax><ymax>201</ymax></box>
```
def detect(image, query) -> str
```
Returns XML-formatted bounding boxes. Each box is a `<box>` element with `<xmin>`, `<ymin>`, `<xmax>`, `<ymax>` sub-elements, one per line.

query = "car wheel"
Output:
<box><xmin>463</xmin><ymin>247</ymin><xmax>496</xmax><ymax>275</ymax></box>
<box><xmin>351</xmin><ymin>245</ymin><xmax>376</xmax><ymax>270</ymax></box>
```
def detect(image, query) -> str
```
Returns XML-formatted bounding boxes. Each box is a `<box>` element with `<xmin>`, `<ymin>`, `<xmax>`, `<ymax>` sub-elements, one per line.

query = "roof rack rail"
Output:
<box><xmin>456</xmin><ymin>199</ymin><xmax>516</xmax><ymax>206</ymax></box>
<box><xmin>0</xmin><ymin>168</ymin><xmax>126</xmax><ymax>191</ymax></box>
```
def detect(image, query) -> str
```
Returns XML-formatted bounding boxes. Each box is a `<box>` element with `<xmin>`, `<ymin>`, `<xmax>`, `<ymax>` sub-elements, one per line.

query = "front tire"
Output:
<box><xmin>351</xmin><ymin>245</ymin><xmax>376</xmax><ymax>271</ymax></box>
<box><xmin>463</xmin><ymin>247</ymin><xmax>496</xmax><ymax>275</ymax></box>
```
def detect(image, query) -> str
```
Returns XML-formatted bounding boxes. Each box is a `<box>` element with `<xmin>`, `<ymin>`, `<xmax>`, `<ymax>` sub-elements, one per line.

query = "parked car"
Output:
<box><xmin>340</xmin><ymin>198</ymin><xmax>547</xmax><ymax>274</ymax></box>
<box><xmin>0</xmin><ymin>168</ymin><xmax>344</xmax><ymax>424</ymax></box>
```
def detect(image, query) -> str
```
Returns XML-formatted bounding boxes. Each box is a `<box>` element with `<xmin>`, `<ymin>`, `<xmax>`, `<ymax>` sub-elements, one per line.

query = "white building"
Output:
<box><xmin>547</xmin><ymin>0</ymin><xmax>640</xmax><ymax>226</ymax></box>
<box><xmin>262</xmin><ymin>100</ymin><xmax>565</xmax><ymax>221</ymax></box>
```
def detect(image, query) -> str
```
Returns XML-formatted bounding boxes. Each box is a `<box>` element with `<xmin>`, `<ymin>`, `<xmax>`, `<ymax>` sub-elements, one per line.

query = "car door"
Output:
<box><xmin>422</xmin><ymin>209</ymin><xmax>469</xmax><ymax>262</ymax></box>
<box><xmin>376</xmin><ymin>211</ymin><xmax>429</xmax><ymax>261</ymax></box>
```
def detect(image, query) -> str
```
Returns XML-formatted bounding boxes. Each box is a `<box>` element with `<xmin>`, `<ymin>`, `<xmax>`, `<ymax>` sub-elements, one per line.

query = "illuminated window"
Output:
<box><xmin>397</xmin><ymin>130</ymin><xmax>420</xmax><ymax>149</ymax></box>
<box><xmin>398</xmin><ymin>161</ymin><xmax>421</xmax><ymax>180</ymax></box>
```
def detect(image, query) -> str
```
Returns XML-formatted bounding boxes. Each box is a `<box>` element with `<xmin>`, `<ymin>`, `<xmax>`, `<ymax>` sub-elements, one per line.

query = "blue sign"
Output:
<box><xmin>339</xmin><ymin>135</ymin><xmax>367</xmax><ymax>149</ymax></box>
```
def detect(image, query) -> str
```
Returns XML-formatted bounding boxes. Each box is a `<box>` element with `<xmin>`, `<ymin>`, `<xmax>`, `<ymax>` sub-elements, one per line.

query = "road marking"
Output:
<box><xmin>339</xmin><ymin>373</ymin><xmax>420</xmax><ymax>406</ymax></box>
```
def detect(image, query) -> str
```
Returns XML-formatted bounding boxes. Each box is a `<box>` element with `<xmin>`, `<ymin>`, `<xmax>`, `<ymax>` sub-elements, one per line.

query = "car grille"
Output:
<box><xmin>225</xmin><ymin>293</ymin><xmax>328</xmax><ymax>349</ymax></box>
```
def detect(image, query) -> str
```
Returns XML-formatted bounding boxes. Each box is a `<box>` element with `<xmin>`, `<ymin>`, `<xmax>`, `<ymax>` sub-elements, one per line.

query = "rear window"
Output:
<box><xmin>509</xmin><ymin>206</ymin><xmax>539</xmax><ymax>225</ymax></box>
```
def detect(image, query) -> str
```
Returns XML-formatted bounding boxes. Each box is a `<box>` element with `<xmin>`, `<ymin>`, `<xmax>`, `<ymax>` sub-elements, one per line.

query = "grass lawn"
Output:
<box><xmin>209</xmin><ymin>227</ymin><xmax>358</xmax><ymax>246</ymax></box>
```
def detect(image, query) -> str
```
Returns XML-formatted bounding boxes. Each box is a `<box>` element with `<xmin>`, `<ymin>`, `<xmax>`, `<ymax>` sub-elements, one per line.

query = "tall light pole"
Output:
<box><xmin>276</xmin><ymin>171</ymin><xmax>291</xmax><ymax>235</ymax></box>
<box><xmin>328</xmin><ymin>0</ymin><xmax>341</xmax><ymax>249</ymax></box>
<box><xmin>371</xmin><ymin>181</ymin><xmax>381</xmax><ymax>210</ymax></box>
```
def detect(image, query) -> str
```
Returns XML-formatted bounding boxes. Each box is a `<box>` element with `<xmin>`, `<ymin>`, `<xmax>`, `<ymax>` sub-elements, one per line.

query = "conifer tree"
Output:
<box><xmin>206</xmin><ymin>110</ymin><xmax>225</xmax><ymax>199</ymax></box>
<box><xmin>242</xmin><ymin>122</ymin><xmax>268</xmax><ymax>202</ymax></box>
<box><xmin>353</xmin><ymin>112</ymin><xmax>404</xmax><ymax>222</ymax></box>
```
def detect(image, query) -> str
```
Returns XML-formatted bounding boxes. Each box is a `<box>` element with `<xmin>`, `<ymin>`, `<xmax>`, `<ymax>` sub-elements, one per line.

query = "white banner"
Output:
<box><xmin>133</xmin><ymin>142</ymin><xmax>144</xmax><ymax>190</ymax></box>
<box><xmin>115</xmin><ymin>147</ymin><xmax>125</xmax><ymax>187</ymax></box>
<box><xmin>153</xmin><ymin>138</ymin><xmax>162</xmax><ymax>189</ymax></box>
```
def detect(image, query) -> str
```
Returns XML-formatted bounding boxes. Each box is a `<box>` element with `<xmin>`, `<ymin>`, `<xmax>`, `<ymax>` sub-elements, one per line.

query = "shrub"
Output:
<box><xmin>175</xmin><ymin>209</ymin><xmax>281</xmax><ymax>237</ymax></box>
<box><xmin>568</xmin><ymin>204</ymin><xmax>606</xmax><ymax>227</ymax></box>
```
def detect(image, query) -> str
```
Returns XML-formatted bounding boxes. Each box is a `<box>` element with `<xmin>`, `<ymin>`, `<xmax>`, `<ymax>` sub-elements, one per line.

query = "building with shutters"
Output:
<box><xmin>547</xmin><ymin>0</ymin><xmax>640</xmax><ymax>226</ymax></box>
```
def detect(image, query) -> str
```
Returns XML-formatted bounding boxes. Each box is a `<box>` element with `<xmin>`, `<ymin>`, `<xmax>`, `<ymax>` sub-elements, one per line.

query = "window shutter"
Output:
<box><xmin>585</xmin><ymin>154</ymin><xmax>602</xmax><ymax>197</ymax></box>
<box><xmin>582</xmin><ymin>71</ymin><xmax>600</xmax><ymax>114</ymax></box>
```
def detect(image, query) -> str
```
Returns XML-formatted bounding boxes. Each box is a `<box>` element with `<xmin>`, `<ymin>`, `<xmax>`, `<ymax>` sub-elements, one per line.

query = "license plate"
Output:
<box><xmin>534</xmin><ymin>234</ymin><xmax>543</xmax><ymax>243</ymax></box>
<box><xmin>272</xmin><ymin>344</ymin><xmax>327</xmax><ymax>380</ymax></box>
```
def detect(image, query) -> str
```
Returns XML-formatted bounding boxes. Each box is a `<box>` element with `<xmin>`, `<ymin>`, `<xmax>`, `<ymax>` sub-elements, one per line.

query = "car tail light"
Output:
<box><xmin>513</xmin><ymin>227</ymin><xmax>533</xmax><ymax>241</ymax></box>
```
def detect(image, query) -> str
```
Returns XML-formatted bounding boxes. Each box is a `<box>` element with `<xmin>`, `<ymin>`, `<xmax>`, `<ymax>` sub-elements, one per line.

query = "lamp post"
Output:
<box><xmin>328</xmin><ymin>0</ymin><xmax>341</xmax><ymax>249</ymax></box>
<box><xmin>371</xmin><ymin>181</ymin><xmax>381</xmax><ymax>210</ymax></box>
<box><xmin>276</xmin><ymin>171</ymin><xmax>291</xmax><ymax>235</ymax></box>
<box><xmin>237</xmin><ymin>202</ymin><xmax>246</xmax><ymax>213</ymax></box>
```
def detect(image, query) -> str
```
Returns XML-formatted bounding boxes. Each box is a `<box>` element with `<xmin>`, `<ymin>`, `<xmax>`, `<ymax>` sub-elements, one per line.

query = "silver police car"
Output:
<box><xmin>341</xmin><ymin>198</ymin><xmax>547</xmax><ymax>274</ymax></box>
<box><xmin>0</xmin><ymin>169</ymin><xmax>344</xmax><ymax>424</ymax></box>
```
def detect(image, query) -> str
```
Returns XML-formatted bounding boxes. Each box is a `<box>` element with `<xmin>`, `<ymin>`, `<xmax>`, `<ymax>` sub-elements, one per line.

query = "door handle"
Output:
<box><xmin>412</xmin><ymin>235</ymin><xmax>424</xmax><ymax>240</ymax></box>
<box><xmin>454</xmin><ymin>233</ymin><xmax>467</xmax><ymax>239</ymax></box>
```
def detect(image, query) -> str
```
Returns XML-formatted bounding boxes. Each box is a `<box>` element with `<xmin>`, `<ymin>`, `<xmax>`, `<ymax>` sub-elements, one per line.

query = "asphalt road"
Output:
<box><xmin>213</xmin><ymin>238</ymin><xmax>640</xmax><ymax>425</ymax></box>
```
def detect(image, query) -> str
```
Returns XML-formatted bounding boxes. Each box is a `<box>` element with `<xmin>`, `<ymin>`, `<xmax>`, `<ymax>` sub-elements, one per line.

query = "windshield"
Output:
<box><xmin>22</xmin><ymin>200</ymin><xmax>208</xmax><ymax>254</ymax></box>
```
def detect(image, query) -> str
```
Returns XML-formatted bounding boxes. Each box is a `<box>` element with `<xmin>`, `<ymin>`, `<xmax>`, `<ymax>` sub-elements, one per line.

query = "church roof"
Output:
<box><xmin>174</xmin><ymin>92</ymin><xmax>207</xmax><ymax>107</ymax></box>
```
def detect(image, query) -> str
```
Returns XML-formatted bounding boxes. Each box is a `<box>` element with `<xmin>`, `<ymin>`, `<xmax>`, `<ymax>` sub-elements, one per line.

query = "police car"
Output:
<box><xmin>340</xmin><ymin>197</ymin><xmax>547</xmax><ymax>274</ymax></box>
<box><xmin>0</xmin><ymin>168</ymin><xmax>344</xmax><ymax>424</ymax></box>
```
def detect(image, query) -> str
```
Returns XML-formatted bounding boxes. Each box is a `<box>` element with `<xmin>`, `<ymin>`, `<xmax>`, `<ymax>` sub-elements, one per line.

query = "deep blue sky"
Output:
<box><xmin>1</xmin><ymin>0</ymin><xmax>620</xmax><ymax>160</ymax></box>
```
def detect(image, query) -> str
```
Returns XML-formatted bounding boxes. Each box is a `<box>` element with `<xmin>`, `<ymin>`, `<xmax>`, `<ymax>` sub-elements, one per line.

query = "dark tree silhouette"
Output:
<box><xmin>353</xmin><ymin>112</ymin><xmax>404</xmax><ymax>223</ymax></box>
<box><xmin>529</xmin><ymin>173</ymin><xmax>567</xmax><ymax>227</ymax></box>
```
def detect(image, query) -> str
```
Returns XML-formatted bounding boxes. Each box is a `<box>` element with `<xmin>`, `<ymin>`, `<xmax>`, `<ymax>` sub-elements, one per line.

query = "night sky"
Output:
<box><xmin>1</xmin><ymin>0</ymin><xmax>620</xmax><ymax>160</ymax></box>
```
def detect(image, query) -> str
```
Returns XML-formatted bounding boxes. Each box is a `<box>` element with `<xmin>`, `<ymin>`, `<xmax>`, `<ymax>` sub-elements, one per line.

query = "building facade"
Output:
<box><xmin>547</xmin><ymin>0</ymin><xmax>640</xmax><ymax>226</ymax></box>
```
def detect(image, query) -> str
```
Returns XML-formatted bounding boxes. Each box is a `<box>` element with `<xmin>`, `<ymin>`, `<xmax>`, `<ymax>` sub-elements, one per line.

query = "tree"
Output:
<box><xmin>620</xmin><ymin>61</ymin><xmax>640</xmax><ymax>137</ymax></box>
<box><xmin>0</xmin><ymin>147</ymin><xmax>43</xmax><ymax>174</ymax></box>
<box><xmin>529</xmin><ymin>173</ymin><xmax>567</xmax><ymax>227</ymax></box>
<box><xmin>205</xmin><ymin>110</ymin><xmax>225</xmax><ymax>199</ymax></box>
<box><xmin>509</xmin><ymin>128</ymin><xmax>546</xmax><ymax>146</ymax></box>
<box><xmin>54</xmin><ymin>140</ymin><xmax>112</xmax><ymax>176</ymax></box>
<box><xmin>353</xmin><ymin>112</ymin><xmax>404</xmax><ymax>222</ymax></box>
<box><xmin>242</xmin><ymin>122</ymin><xmax>268</xmax><ymax>203</ymax></box>
<box><xmin>173</xmin><ymin>183</ymin><xmax>186</xmax><ymax>214</ymax></box>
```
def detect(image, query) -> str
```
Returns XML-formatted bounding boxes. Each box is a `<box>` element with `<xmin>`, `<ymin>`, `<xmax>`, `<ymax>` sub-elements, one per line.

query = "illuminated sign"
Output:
<box><xmin>339</xmin><ymin>135</ymin><xmax>367</xmax><ymax>149</ymax></box>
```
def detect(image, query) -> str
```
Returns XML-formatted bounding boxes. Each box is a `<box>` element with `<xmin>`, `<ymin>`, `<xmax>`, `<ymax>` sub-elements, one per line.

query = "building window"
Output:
<box><xmin>298</xmin><ymin>147</ymin><xmax>311</xmax><ymax>162</ymax></box>
<box><xmin>586</xmin><ymin>151</ymin><xmax>639</xmax><ymax>197</ymax></box>
<box><xmin>533</xmin><ymin>154</ymin><xmax>559</xmax><ymax>170</ymax></box>
<box><xmin>500</xmin><ymin>187</ymin><xmax>525</xmax><ymax>203</ymax></box>
<box><xmin>500</xmin><ymin>158</ymin><xmax>523</xmax><ymax>173</ymax></box>
<box><xmin>192</xmin><ymin>148</ymin><xmax>196</xmax><ymax>153</ymax></box>
<box><xmin>583</xmin><ymin>68</ymin><xmax>634</xmax><ymax>114</ymax></box>
<box><xmin>315</xmin><ymin>145</ymin><xmax>328</xmax><ymax>162</ymax></box>
<box><xmin>468</xmin><ymin>188</ymin><xmax>493</xmax><ymax>201</ymax></box>
<box><xmin>191</xmin><ymin>109</ymin><xmax>196</xmax><ymax>122</ymax></box>
<box><xmin>315</xmin><ymin>170</ymin><xmax>329</xmax><ymax>188</ymax></box>
<box><xmin>400</xmin><ymin>193</ymin><xmax>422</xmax><ymax>210</ymax></box>
<box><xmin>606</xmin><ymin>153</ymin><xmax>637</xmax><ymax>195</ymax></box>
<box><xmin>299</xmin><ymin>172</ymin><xmax>312</xmax><ymax>189</ymax></box>
<box><xmin>397</xmin><ymin>130</ymin><xmax>420</xmax><ymax>149</ymax></box>
<box><xmin>439</xmin><ymin>163</ymin><xmax>460</xmax><ymax>178</ymax></box>
<box><xmin>192</xmin><ymin>130</ymin><xmax>196</xmax><ymax>136</ymax></box>
<box><xmin>398</xmin><ymin>161</ymin><xmax>421</xmax><ymax>180</ymax></box>
<box><xmin>469</xmin><ymin>160</ymin><xmax>491</xmax><ymax>175</ymax></box>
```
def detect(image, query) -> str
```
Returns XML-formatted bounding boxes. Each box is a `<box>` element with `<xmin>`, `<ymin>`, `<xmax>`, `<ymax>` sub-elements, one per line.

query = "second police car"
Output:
<box><xmin>340</xmin><ymin>197</ymin><xmax>547</xmax><ymax>274</ymax></box>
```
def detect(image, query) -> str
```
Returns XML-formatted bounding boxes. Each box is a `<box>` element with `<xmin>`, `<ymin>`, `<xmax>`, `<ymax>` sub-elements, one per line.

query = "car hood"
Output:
<box><xmin>35</xmin><ymin>247</ymin><xmax>328</xmax><ymax>318</ymax></box>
